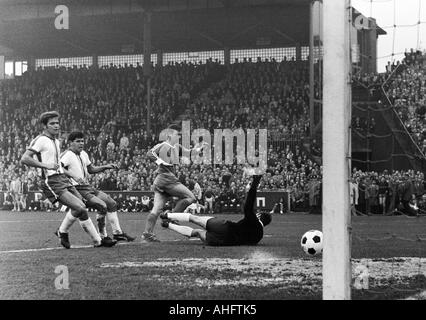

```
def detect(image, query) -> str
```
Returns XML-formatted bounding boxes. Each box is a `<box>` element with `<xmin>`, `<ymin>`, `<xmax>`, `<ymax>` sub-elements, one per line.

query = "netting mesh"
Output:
<box><xmin>347</xmin><ymin>0</ymin><xmax>426</xmax><ymax>297</ymax></box>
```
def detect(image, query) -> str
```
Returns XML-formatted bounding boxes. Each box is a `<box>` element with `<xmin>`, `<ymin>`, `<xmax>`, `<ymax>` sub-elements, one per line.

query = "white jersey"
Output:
<box><xmin>28</xmin><ymin>134</ymin><xmax>63</xmax><ymax>178</ymax></box>
<box><xmin>60</xmin><ymin>150</ymin><xmax>91</xmax><ymax>186</ymax></box>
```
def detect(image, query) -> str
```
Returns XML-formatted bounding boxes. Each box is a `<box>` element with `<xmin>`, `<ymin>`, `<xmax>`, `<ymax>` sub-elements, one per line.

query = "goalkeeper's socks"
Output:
<box><xmin>166</xmin><ymin>212</ymin><xmax>191</xmax><ymax>222</ymax></box>
<box><xmin>168</xmin><ymin>224</ymin><xmax>194</xmax><ymax>237</ymax></box>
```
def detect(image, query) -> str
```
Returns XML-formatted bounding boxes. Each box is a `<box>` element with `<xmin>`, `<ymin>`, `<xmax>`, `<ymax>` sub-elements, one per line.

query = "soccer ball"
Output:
<box><xmin>301</xmin><ymin>230</ymin><xmax>323</xmax><ymax>256</ymax></box>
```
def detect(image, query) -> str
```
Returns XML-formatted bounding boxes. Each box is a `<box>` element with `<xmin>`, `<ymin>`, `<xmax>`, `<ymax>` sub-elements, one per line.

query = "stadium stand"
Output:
<box><xmin>0</xmin><ymin>51</ymin><xmax>425</xmax><ymax>215</ymax></box>
<box><xmin>383</xmin><ymin>49</ymin><xmax>426</xmax><ymax>154</ymax></box>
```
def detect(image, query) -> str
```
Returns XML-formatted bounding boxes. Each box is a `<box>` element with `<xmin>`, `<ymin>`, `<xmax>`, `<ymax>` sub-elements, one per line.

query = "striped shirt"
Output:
<box><xmin>27</xmin><ymin>134</ymin><xmax>63</xmax><ymax>178</ymax></box>
<box><xmin>60</xmin><ymin>149</ymin><xmax>91</xmax><ymax>186</ymax></box>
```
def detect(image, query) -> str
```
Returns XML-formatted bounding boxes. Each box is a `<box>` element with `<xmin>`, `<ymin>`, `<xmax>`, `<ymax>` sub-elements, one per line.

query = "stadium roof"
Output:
<box><xmin>0</xmin><ymin>0</ymin><xmax>385</xmax><ymax>59</ymax></box>
<box><xmin>0</xmin><ymin>0</ymin><xmax>311</xmax><ymax>58</ymax></box>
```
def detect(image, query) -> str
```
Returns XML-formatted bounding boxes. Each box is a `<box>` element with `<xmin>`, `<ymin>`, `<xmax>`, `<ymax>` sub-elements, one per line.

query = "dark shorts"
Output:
<box><xmin>153</xmin><ymin>173</ymin><xmax>180</xmax><ymax>194</ymax></box>
<box><xmin>41</xmin><ymin>174</ymin><xmax>76</xmax><ymax>204</ymax></box>
<box><xmin>205</xmin><ymin>217</ymin><xmax>232</xmax><ymax>246</ymax></box>
<box><xmin>76</xmin><ymin>184</ymin><xmax>99</xmax><ymax>201</ymax></box>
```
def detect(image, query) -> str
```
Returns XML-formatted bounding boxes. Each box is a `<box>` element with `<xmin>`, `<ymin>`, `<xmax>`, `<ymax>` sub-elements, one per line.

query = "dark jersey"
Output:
<box><xmin>206</xmin><ymin>207</ymin><xmax>263</xmax><ymax>246</ymax></box>
<box><xmin>205</xmin><ymin>175</ymin><xmax>264</xmax><ymax>246</ymax></box>
<box><xmin>227</xmin><ymin>216</ymin><xmax>264</xmax><ymax>245</ymax></box>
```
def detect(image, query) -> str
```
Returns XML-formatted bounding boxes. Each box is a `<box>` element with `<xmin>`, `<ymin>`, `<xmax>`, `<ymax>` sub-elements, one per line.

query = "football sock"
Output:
<box><xmin>107</xmin><ymin>211</ymin><xmax>122</xmax><ymax>235</ymax></box>
<box><xmin>96</xmin><ymin>213</ymin><xmax>107</xmax><ymax>237</ymax></box>
<box><xmin>59</xmin><ymin>210</ymin><xmax>77</xmax><ymax>233</ymax></box>
<box><xmin>166</xmin><ymin>212</ymin><xmax>190</xmax><ymax>222</ymax></box>
<box><xmin>79</xmin><ymin>218</ymin><xmax>102</xmax><ymax>245</ymax></box>
<box><xmin>168</xmin><ymin>224</ymin><xmax>194</xmax><ymax>237</ymax></box>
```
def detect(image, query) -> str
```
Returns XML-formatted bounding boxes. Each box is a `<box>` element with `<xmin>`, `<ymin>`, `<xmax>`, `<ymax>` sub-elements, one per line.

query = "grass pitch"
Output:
<box><xmin>0</xmin><ymin>211</ymin><xmax>426</xmax><ymax>300</ymax></box>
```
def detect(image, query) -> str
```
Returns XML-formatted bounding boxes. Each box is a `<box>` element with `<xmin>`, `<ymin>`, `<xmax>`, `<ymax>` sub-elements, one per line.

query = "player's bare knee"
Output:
<box><xmin>99</xmin><ymin>203</ymin><xmax>108</xmax><ymax>214</ymax></box>
<box><xmin>77</xmin><ymin>207</ymin><xmax>89</xmax><ymax>220</ymax></box>
<box><xmin>90</xmin><ymin>200</ymin><xmax>107</xmax><ymax>214</ymax></box>
<box><xmin>78</xmin><ymin>208</ymin><xmax>89</xmax><ymax>221</ymax></box>
<box><xmin>147</xmin><ymin>211</ymin><xmax>160</xmax><ymax>221</ymax></box>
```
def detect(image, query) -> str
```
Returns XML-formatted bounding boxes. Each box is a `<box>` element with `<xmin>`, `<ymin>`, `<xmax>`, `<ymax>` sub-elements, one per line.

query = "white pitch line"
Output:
<box><xmin>0</xmin><ymin>238</ymin><xmax>199</xmax><ymax>254</ymax></box>
<box><xmin>0</xmin><ymin>219</ymin><xmax>148</xmax><ymax>224</ymax></box>
<box><xmin>0</xmin><ymin>245</ymin><xmax>93</xmax><ymax>254</ymax></box>
<box><xmin>0</xmin><ymin>219</ymin><xmax>63</xmax><ymax>224</ymax></box>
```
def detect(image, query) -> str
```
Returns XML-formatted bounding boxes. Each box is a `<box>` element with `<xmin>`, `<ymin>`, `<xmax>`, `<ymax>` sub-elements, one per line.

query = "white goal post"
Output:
<box><xmin>322</xmin><ymin>0</ymin><xmax>352</xmax><ymax>299</ymax></box>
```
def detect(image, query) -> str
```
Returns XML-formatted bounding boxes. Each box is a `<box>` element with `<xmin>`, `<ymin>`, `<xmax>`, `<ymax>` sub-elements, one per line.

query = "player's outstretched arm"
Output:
<box><xmin>21</xmin><ymin>150</ymin><xmax>59</xmax><ymax>171</ymax></box>
<box><xmin>176</xmin><ymin>142</ymin><xmax>208</xmax><ymax>153</ymax></box>
<box><xmin>242</xmin><ymin>174</ymin><xmax>262</xmax><ymax>218</ymax></box>
<box><xmin>87</xmin><ymin>163</ymin><xmax>118</xmax><ymax>174</ymax></box>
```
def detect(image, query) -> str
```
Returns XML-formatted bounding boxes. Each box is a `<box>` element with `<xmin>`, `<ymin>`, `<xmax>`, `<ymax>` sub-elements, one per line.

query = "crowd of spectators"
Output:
<box><xmin>350</xmin><ymin>168</ymin><xmax>425</xmax><ymax>216</ymax></box>
<box><xmin>0</xmin><ymin>57</ymin><xmax>315</xmax><ymax>213</ymax></box>
<box><xmin>181</xmin><ymin>57</ymin><xmax>310</xmax><ymax>141</ymax></box>
<box><xmin>1</xmin><ymin>54</ymin><xmax>425</xmax><ymax>215</ymax></box>
<box><xmin>384</xmin><ymin>49</ymin><xmax>426</xmax><ymax>154</ymax></box>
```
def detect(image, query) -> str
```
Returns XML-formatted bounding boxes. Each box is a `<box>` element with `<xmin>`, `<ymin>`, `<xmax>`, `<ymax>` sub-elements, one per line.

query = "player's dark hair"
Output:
<box><xmin>39</xmin><ymin>111</ymin><xmax>60</xmax><ymax>126</ymax></box>
<box><xmin>68</xmin><ymin>131</ymin><xmax>85</xmax><ymax>142</ymax></box>
<box><xmin>259</xmin><ymin>211</ymin><xmax>272</xmax><ymax>227</ymax></box>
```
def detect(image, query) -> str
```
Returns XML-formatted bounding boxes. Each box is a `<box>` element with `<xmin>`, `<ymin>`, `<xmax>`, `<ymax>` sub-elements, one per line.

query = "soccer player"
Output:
<box><xmin>60</xmin><ymin>131</ymin><xmax>135</xmax><ymax>242</ymax></box>
<box><xmin>142</xmin><ymin>124</ymin><xmax>207</xmax><ymax>242</ymax></box>
<box><xmin>160</xmin><ymin>173</ymin><xmax>272</xmax><ymax>246</ymax></box>
<box><xmin>20</xmin><ymin>111</ymin><xmax>116</xmax><ymax>249</ymax></box>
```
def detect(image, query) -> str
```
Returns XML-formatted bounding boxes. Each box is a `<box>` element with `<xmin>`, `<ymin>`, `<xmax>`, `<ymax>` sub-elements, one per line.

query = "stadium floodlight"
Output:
<box><xmin>322</xmin><ymin>0</ymin><xmax>352</xmax><ymax>300</ymax></box>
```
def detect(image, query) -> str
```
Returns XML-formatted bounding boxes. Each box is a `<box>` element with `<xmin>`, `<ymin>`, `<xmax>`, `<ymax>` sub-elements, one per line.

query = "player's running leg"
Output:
<box><xmin>142</xmin><ymin>191</ymin><xmax>167</xmax><ymax>242</ymax></box>
<box><xmin>86</xmin><ymin>195</ymin><xmax>108</xmax><ymax>238</ymax></box>
<box><xmin>166</xmin><ymin>182</ymin><xmax>196</xmax><ymax>212</ymax></box>
<box><xmin>96</xmin><ymin>191</ymin><xmax>135</xmax><ymax>242</ymax></box>
<box><xmin>57</xmin><ymin>190</ymin><xmax>116</xmax><ymax>248</ymax></box>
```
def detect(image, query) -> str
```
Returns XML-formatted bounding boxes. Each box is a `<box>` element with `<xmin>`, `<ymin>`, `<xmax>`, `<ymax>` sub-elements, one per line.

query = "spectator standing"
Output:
<box><xmin>378</xmin><ymin>176</ymin><xmax>389</xmax><ymax>214</ymax></box>
<box><xmin>119</xmin><ymin>133</ymin><xmax>129</xmax><ymax>151</ymax></box>
<box><xmin>10</xmin><ymin>174</ymin><xmax>23</xmax><ymax>212</ymax></box>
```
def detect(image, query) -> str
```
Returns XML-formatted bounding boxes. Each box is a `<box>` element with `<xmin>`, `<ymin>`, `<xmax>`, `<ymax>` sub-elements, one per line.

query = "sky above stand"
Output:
<box><xmin>352</xmin><ymin>0</ymin><xmax>426</xmax><ymax>72</ymax></box>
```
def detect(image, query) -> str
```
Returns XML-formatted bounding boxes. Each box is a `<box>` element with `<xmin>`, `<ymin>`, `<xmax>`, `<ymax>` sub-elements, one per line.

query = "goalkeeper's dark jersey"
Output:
<box><xmin>205</xmin><ymin>192</ymin><xmax>264</xmax><ymax>246</ymax></box>
<box><xmin>227</xmin><ymin>214</ymin><xmax>264</xmax><ymax>245</ymax></box>
<box><xmin>205</xmin><ymin>175</ymin><xmax>264</xmax><ymax>246</ymax></box>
